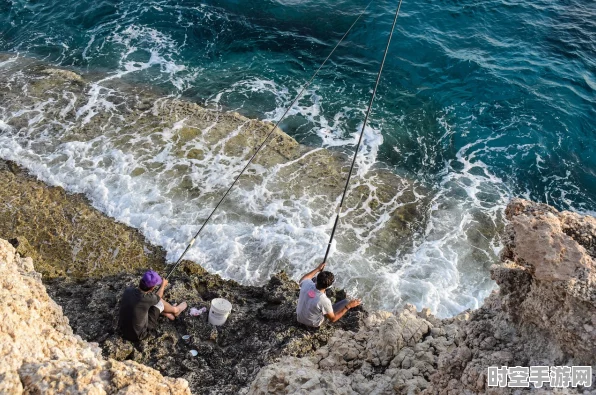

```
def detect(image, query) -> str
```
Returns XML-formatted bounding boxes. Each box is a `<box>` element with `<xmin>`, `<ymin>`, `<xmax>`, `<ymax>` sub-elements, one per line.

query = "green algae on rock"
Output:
<box><xmin>0</xmin><ymin>159</ymin><xmax>364</xmax><ymax>394</ymax></box>
<box><xmin>0</xmin><ymin>160</ymin><xmax>166</xmax><ymax>278</ymax></box>
<box><xmin>0</xmin><ymin>57</ymin><xmax>439</xmax><ymax>297</ymax></box>
<box><xmin>0</xmin><ymin>157</ymin><xmax>364</xmax><ymax>394</ymax></box>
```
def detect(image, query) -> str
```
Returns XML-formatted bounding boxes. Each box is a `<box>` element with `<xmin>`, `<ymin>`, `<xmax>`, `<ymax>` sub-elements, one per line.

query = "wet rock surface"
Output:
<box><xmin>248</xmin><ymin>198</ymin><xmax>596</xmax><ymax>394</ymax></box>
<box><xmin>2</xmin><ymin>59</ymin><xmax>594</xmax><ymax>393</ymax></box>
<box><xmin>0</xmin><ymin>160</ymin><xmax>166</xmax><ymax>278</ymax></box>
<box><xmin>0</xmin><ymin>58</ymin><xmax>433</xmax><ymax>279</ymax></box>
<box><xmin>3</xmin><ymin>155</ymin><xmax>596</xmax><ymax>394</ymax></box>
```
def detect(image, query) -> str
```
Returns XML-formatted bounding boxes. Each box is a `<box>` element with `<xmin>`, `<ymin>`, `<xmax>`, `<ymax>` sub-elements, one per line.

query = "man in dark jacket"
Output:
<box><xmin>119</xmin><ymin>270</ymin><xmax>187</xmax><ymax>342</ymax></box>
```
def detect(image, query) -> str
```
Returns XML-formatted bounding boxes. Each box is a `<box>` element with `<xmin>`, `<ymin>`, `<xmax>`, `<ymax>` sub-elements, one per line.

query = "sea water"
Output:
<box><xmin>0</xmin><ymin>0</ymin><xmax>594</xmax><ymax>317</ymax></box>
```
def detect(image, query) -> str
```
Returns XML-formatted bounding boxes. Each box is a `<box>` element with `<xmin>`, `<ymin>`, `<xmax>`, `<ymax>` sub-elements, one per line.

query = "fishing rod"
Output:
<box><xmin>322</xmin><ymin>0</ymin><xmax>404</xmax><ymax>264</ymax></box>
<box><xmin>164</xmin><ymin>1</ymin><xmax>374</xmax><ymax>280</ymax></box>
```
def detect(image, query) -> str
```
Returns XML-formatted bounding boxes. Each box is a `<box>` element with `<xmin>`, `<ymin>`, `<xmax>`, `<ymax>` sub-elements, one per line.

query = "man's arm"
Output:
<box><xmin>156</xmin><ymin>279</ymin><xmax>168</xmax><ymax>299</ymax></box>
<box><xmin>299</xmin><ymin>262</ymin><xmax>326</xmax><ymax>284</ymax></box>
<box><xmin>325</xmin><ymin>299</ymin><xmax>362</xmax><ymax>323</ymax></box>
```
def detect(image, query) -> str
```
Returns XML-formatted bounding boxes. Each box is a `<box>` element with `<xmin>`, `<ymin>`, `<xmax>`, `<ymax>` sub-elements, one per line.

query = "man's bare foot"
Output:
<box><xmin>174</xmin><ymin>302</ymin><xmax>188</xmax><ymax>317</ymax></box>
<box><xmin>163</xmin><ymin>312</ymin><xmax>175</xmax><ymax>321</ymax></box>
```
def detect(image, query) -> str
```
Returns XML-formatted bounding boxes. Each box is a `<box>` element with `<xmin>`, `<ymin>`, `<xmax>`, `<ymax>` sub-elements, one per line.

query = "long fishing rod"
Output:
<box><xmin>164</xmin><ymin>1</ymin><xmax>374</xmax><ymax>280</ymax></box>
<box><xmin>322</xmin><ymin>0</ymin><xmax>404</xmax><ymax>264</ymax></box>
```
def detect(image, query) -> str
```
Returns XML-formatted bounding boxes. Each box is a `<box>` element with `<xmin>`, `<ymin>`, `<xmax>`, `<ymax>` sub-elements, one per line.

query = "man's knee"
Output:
<box><xmin>332</xmin><ymin>299</ymin><xmax>349</xmax><ymax>313</ymax></box>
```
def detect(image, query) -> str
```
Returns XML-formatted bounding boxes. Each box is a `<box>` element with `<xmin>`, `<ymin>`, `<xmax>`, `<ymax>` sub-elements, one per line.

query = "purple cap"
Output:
<box><xmin>141</xmin><ymin>270</ymin><xmax>162</xmax><ymax>288</ymax></box>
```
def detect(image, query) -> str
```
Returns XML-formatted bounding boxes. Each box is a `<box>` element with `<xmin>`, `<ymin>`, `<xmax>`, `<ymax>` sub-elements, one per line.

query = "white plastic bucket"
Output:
<box><xmin>208</xmin><ymin>298</ymin><xmax>232</xmax><ymax>326</ymax></box>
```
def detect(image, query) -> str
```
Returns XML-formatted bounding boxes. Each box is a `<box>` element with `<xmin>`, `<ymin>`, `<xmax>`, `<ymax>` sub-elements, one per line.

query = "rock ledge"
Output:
<box><xmin>0</xmin><ymin>238</ymin><xmax>190</xmax><ymax>395</ymax></box>
<box><xmin>247</xmin><ymin>199</ymin><xmax>596</xmax><ymax>394</ymax></box>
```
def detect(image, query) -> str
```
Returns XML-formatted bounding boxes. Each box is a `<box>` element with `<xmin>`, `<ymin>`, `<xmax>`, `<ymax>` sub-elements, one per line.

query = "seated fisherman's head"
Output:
<box><xmin>316</xmin><ymin>271</ymin><xmax>334</xmax><ymax>290</ymax></box>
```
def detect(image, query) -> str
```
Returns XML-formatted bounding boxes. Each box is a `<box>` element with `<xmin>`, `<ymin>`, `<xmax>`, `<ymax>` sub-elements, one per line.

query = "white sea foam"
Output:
<box><xmin>0</xmin><ymin>120</ymin><xmax>12</xmax><ymax>132</ymax></box>
<box><xmin>0</xmin><ymin>55</ymin><xmax>18</xmax><ymax>68</ymax></box>
<box><xmin>0</xmin><ymin>47</ymin><xmax>509</xmax><ymax>319</ymax></box>
<box><xmin>392</xmin><ymin>142</ymin><xmax>508</xmax><ymax>316</ymax></box>
<box><xmin>0</xmin><ymin>0</ymin><xmax>593</xmax><ymax>321</ymax></box>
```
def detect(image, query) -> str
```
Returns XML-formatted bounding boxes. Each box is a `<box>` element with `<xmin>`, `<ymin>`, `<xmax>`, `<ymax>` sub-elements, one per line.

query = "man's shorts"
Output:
<box><xmin>154</xmin><ymin>299</ymin><xmax>165</xmax><ymax>313</ymax></box>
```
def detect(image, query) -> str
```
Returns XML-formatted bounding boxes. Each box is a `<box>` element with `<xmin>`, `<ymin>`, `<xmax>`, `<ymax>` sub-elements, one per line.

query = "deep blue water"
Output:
<box><xmin>1</xmin><ymin>0</ymin><xmax>595</xmax><ymax>315</ymax></box>
<box><xmin>1</xmin><ymin>0</ymin><xmax>594</xmax><ymax>210</ymax></box>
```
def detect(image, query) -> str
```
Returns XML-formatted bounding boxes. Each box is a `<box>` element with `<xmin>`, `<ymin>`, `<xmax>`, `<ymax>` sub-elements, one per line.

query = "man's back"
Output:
<box><xmin>296</xmin><ymin>279</ymin><xmax>333</xmax><ymax>327</ymax></box>
<box><xmin>119</xmin><ymin>287</ymin><xmax>159</xmax><ymax>341</ymax></box>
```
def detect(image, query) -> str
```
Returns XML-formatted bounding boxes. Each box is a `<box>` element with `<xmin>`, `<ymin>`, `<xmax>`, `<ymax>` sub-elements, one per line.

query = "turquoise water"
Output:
<box><xmin>2</xmin><ymin>0</ymin><xmax>594</xmax><ymax>209</ymax></box>
<box><xmin>1</xmin><ymin>0</ymin><xmax>595</xmax><ymax>316</ymax></box>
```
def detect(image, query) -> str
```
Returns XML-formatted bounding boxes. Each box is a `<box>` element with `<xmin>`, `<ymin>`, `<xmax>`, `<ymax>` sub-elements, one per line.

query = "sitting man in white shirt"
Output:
<box><xmin>296</xmin><ymin>262</ymin><xmax>361</xmax><ymax>328</ymax></box>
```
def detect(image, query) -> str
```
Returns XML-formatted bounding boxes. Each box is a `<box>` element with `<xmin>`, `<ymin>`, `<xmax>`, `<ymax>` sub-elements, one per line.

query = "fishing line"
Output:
<box><xmin>165</xmin><ymin>1</ymin><xmax>374</xmax><ymax>280</ymax></box>
<box><xmin>322</xmin><ymin>0</ymin><xmax>404</xmax><ymax>264</ymax></box>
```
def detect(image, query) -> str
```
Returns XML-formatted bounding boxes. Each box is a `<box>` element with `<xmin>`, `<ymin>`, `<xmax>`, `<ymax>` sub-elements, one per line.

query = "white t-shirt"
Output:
<box><xmin>296</xmin><ymin>279</ymin><xmax>333</xmax><ymax>327</ymax></box>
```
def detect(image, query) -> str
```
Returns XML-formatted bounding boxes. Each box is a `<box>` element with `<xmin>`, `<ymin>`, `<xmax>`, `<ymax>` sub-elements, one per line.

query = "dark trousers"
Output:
<box><xmin>333</xmin><ymin>299</ymin><xmax>349</xmax><ymax>313</ymax></box>
<box><xmin>147</xmin><ymin>306</ymin><xmax>161</xmax><ymax>331</ymax></box>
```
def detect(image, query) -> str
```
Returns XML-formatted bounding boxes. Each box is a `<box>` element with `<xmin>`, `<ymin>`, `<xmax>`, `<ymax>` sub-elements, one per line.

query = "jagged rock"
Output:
<box><xmin>247</xmin><ymin>307</ymin><xmax>434</xmax><ymax>394</ymax></box>
<box><xmin>41</xmin><ymin>68</ymin><xmax>84</xmax><ymax>83</ymax></box>
<box><xmin>247</xmin><ymin>199</ymin><xmax>596</xmax><ymax>394</ymax></box>
<box><xmin>247</xmin><ymin>356</ymin><xmax>352</xmax><ymax>395</ymax></box>
<box><xmin>104</xmin><ymin>335</ymin><xmax>135</xmax><ymax>361</ymax></box>
<box><xmin>499</xmin><ymin>198</ymin><xmax>596</xmax><ymax>363</ymax></box>
<box><xmin>0</xmin><ymin>238</ymin><xmax>190</xmax><ymax>395</ymax></box>
<box><xmin>425</xmin><ymin>199</ymin><xmax>596</xmax><ymax>394</ymax></box>
<box><xmin>44</xmin><ymin>267</ymin><xmax>363</xmax><ymax>394</ymax></box>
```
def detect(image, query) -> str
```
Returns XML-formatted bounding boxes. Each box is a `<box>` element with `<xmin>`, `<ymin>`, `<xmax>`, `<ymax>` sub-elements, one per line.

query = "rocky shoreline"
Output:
<box><xmin>0</xmin><ymin>237</ymin><xmax>190</xmax><ymax>394</ymax></box>
<box><xmin>0</xmin><ymin>56</ymin><xmax>501</xmax><ymax>315</ymax></box>
<box><xmin>0</xmin><ymin>59</ymin><xmax>594</xmax><ymax>394</ymax></box>
<box><xmin>2</xmin><ymin>155</ymin><xmax>595</xmax><ymax>394</ymax></box>
<box><xmin>248</xmin><ymin>199</ymin><xmax>596</xmax><ymax>394</ymax></box>
<box><xmin>0</xmin><ymin>159</ymin><xmax>363</xmax><ymax>394</ymax></box>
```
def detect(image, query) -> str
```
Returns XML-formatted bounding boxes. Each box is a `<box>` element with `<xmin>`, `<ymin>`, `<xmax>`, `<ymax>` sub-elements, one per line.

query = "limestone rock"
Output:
<box><xmin>248</xmin><ymin>357</ymin><xmax>352</xmax><ymax>395</ymax></box>
<box><xmin>0</xmin><ymin>239</ymin><xmax>190</xmax><ymax>395</ymax></box>
<box><xmin>248</xmin><ymin>307</ymin><xmax>434</xmax><ymax>394</ymax></box>
<box><xmin>248</xmin><ymin>199</ymin><xmax>596</xmax><ymax>394</ymax></box>
<box><xmin>500</xmin><ymin>198</ymin><xmax>596</xmax><ymax>363</ymax></box>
